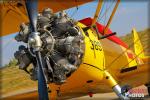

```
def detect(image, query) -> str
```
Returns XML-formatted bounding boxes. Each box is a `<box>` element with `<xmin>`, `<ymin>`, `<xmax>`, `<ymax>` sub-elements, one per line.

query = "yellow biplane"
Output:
<box><xmin>0</xmin><ymin>0</ymin><xmax>150</xmax><ymax>100</ymax></box>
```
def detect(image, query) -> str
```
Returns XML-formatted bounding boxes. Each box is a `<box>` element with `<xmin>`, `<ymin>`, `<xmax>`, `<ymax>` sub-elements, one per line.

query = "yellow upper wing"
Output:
<box><xmin>0</xmin><ymin>0</ymin><xmax>93</xmax><ymax>37</ymax></box>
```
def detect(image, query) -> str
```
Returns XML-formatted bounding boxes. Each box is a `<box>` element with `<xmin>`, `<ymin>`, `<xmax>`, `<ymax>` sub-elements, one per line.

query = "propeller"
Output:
<box><xmin>25</xmin><ymin>0</ymin><xmax>37</xmax><ymax>32</ymax></box>
<box><xmin>25</xmin><ymin>0</ymin><xmax>49</xmax><ymax>100</ymax></box>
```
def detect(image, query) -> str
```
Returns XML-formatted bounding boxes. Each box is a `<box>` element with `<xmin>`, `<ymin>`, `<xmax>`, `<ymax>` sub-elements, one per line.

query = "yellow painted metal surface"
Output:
<box><xmin>1</xmin><ymin>0</ymin><xmax>150</xmax><ymax>99</ymax></box>
<box><xmin>103</xmin><ymin>0</ymin><xmax>120</xmax><ymax>34</ymax></box>
<box><xmin>2</xmin><ymin>22</ymin><xmax>150</xmax><ymax>100</ymax></box>
<box><xmin>80</xmin><ymin>23</ymin><xmax>105</xmax><ymax>71</ymax></box>
<box><xmin>47</xmin><ymin>22</ymin><xmax>150</xmax><ymax>99</ymax></box>
<box><xmin>0</xmin><ymin>0</ymin><xmax>93</xmax><ymax>36</ymax></box>
<box><xmin>103</xmin><ymin>70</ymin><xmax>118</xmax><ymax>87</ymax></box>
<box><xmin>48</xmin><ymin>22</ymin><xmax>106</xmax><ymax>99</ymax></box>
<box><xmin>92</xmin><ymin>0</ymin><xmax>103</xmax><ymax>26</ymax></box>
<box><xmin>132</xmin><ymin>28</ymin><xmax>145</xmax><ymax>58</ymax></box>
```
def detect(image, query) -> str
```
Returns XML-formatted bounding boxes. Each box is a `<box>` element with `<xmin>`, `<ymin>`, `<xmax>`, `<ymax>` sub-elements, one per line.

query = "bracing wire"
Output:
<box><xmin>66</xmin><ymin>6</ymin><xmax>79</xmax><ymax>19</ymax></box>
<box><xmin>97</xmin><ymin>0</ymin><xmax>105</xmax><ymax>22</ymax></box>
<box><xmin>104</xmin><ymin>1</ymin><xmax>108</xmax><ymax>25</ymax></box>
<box><xmin>98</xmin><ymin>0</ymin><xmax>115</xmax><ymax>24</ymax></box>
<box><xmin>71</xmin><ymin>6</ymin><xmax>79</xmax><ymax>18</ymax></box>
<box><xmin>105</xmin><ymin>32</ymin><xmax>149</xmax><ymax>70</ymax></box>
<box><xmin>95</xmin><ymin>0</ymin><xmax>149</xmax><ymax>70</ymax></box>
<box><xmin>122</xmin><ymin>44</ymin><xmax>149</xmax><ymax>69</ymax></box>
<box><xmin>66</xmin><ymin>9</ymin><xmax>71</xmax><ymax>16</ymax></box>
<box><xmin>70</xmin><ymin>0</ymin><xmax>80</xmax><ymax>18</ymax></box>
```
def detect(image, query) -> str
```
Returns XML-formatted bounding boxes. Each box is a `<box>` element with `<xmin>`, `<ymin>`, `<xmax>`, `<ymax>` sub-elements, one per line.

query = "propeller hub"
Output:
<box><xmin>28</xmin><ymin>32</ymin><xmax>42</xmax><ymax>51</ymax></box>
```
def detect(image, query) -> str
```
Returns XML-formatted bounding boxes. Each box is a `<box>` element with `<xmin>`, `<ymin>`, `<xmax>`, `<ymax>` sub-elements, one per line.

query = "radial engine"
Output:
<box><xmin>14</xmin><ymin>8</ymin><xmax>84</xmax><ymax>84</ymax></box>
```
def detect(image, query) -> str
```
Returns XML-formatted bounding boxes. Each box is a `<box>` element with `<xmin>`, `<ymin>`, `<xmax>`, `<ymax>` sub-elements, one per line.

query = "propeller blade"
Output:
<box><xmin>36</xmin><ymin>51</ymin><xmax>49</xmax><ymax>100</ymax></box>
<box><xmin>25</xmin><ymin>0</ymin><xmax>38</xmax><ymax>32</ymax></box>
<box><xmin>25</xmin><ymin>1</ymin><xmax>49</xmax><ymax>100</ymax></box>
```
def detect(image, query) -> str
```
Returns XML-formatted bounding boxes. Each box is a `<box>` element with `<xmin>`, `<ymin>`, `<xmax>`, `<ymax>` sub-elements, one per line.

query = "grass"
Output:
<box><xmin>0</xmin><ymin>65</ymin><xmax>37</xmax><ymax>96</ymax></box>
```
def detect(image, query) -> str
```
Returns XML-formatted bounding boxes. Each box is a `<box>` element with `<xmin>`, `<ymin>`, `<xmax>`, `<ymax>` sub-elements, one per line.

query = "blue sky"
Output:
<box><xmin>1</xmin><ymin>1</ymin><xmax>149</xmax><ymax>67</ymax></box>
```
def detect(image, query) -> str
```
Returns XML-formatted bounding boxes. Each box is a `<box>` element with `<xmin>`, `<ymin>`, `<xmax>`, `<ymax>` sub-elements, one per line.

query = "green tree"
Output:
<box><xmin>5</xmin><ymin>58</ymin><xmax>18</xmax><ymax>67</ymax></box>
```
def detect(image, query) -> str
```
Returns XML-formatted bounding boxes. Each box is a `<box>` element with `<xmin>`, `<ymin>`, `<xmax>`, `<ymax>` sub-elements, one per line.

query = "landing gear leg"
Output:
<box><xmin>104</xmin><ymin>71</ymin><xmax>129</xmax><ymax>100</ymax></box>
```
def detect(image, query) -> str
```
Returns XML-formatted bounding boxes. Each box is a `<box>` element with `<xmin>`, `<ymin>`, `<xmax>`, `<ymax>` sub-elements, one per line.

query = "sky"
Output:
<box><xmin>0</xmin><ymin>1</ymin><xmax>149</xmax><ymax>67</ymax></box>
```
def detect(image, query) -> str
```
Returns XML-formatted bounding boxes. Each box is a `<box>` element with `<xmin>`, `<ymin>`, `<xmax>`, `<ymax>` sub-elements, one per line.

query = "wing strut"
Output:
<box><xmin>103</xmin><ymin>0</ymin><xmax>120</xmax><ymax>34</ymax></box>
<box><xmin>92</xmin><ymin>0</ymin><xmax>103</xmax><ymax>26</ymax></box>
